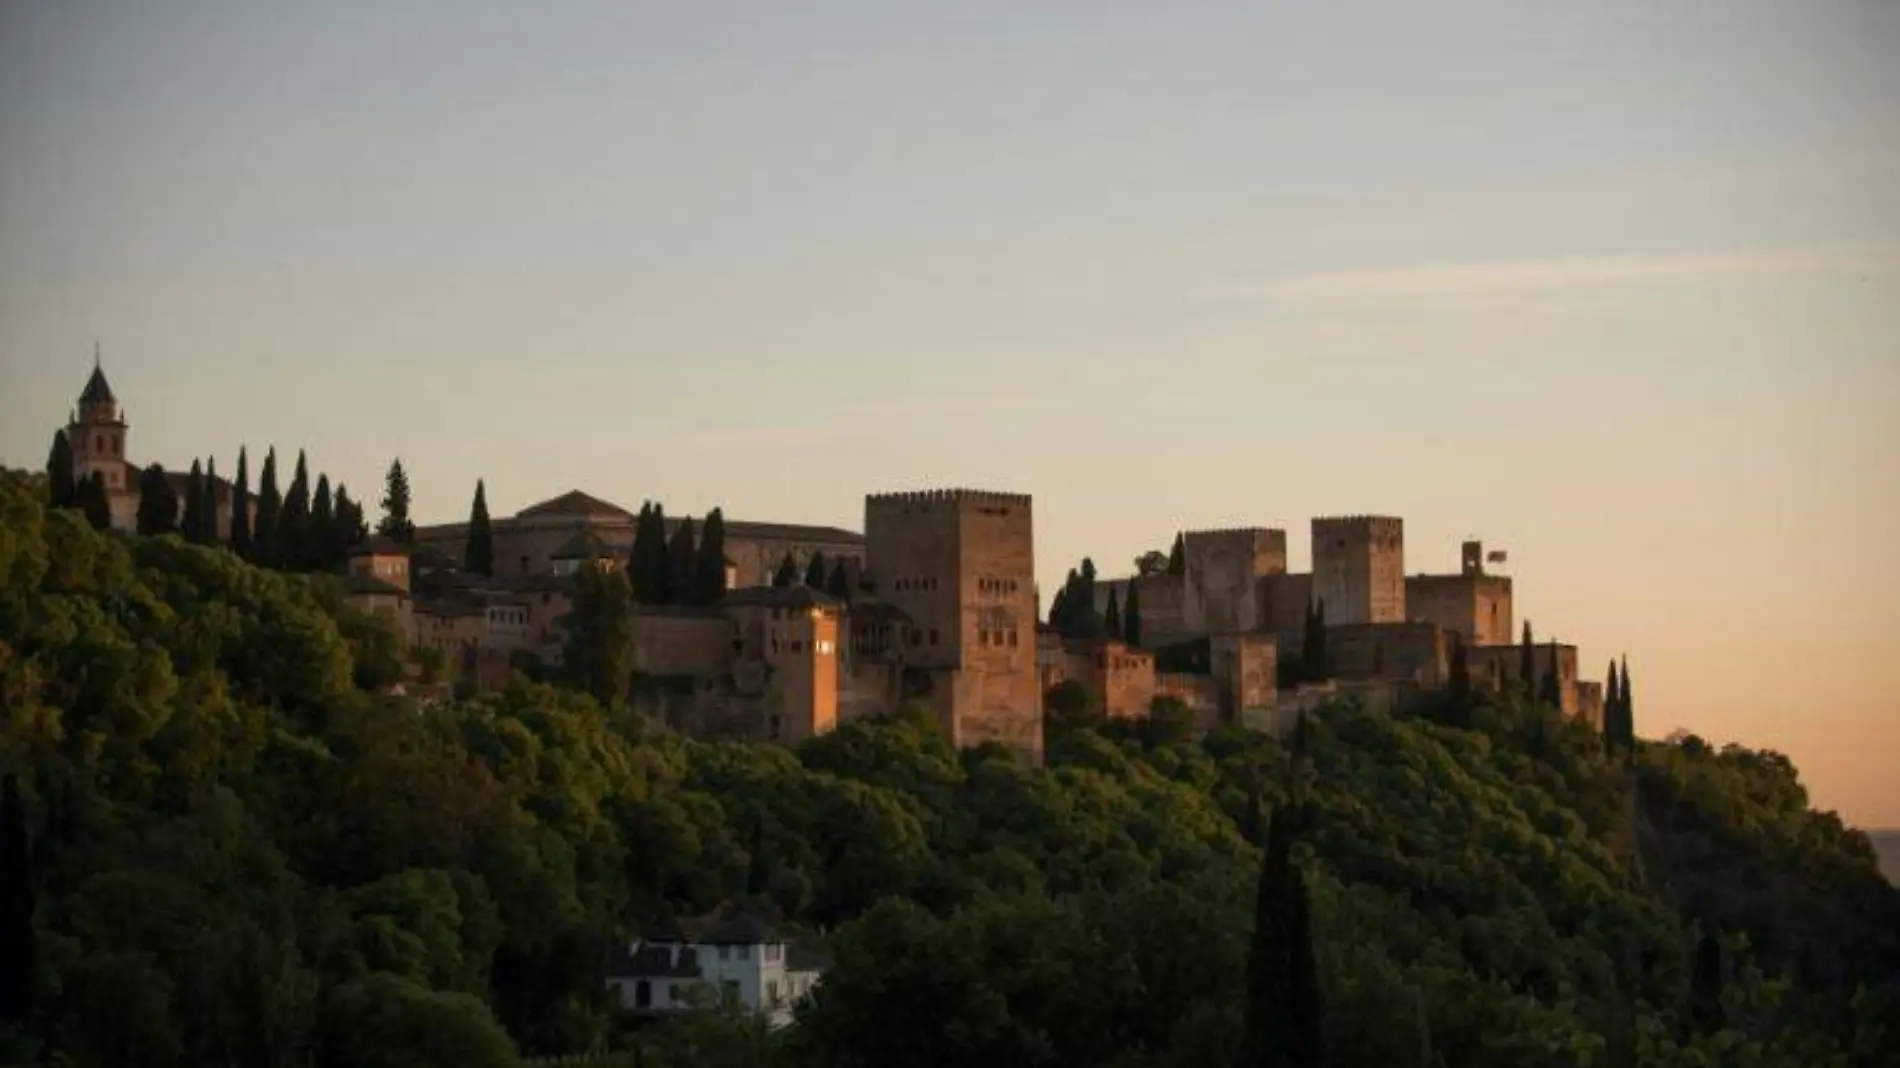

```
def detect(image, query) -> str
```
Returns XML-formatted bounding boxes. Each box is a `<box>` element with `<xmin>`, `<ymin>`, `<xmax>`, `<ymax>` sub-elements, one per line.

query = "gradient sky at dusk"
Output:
<box><xmin>3</xmin><ymin>3</ymin><xmax>1896</xmax><ymax>823</ymax></box>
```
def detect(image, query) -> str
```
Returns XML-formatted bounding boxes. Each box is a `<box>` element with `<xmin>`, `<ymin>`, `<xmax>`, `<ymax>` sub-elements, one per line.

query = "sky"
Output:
<box><xmin>2</xmin><ymin>1</ymin><xmax>1897</xmax><ymax>825</ymax></box>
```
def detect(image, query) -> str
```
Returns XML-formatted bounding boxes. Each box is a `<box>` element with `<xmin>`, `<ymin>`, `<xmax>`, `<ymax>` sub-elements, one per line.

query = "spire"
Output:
<box><xmin>78</xmin><ymin>347</ymin><xmax>117</xmax><ymax>409</ymax></box>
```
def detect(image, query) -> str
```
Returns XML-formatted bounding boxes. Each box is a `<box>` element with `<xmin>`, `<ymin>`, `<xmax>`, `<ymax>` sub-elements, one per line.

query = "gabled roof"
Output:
<box><xmin>349</xmin><ymin>534</ymin><xmax>412</xmax><ymax>558</ymax></box>
<box><xmin>722</xmin><ymin>585</ymin><xmax>842</xmax><ymax>610</ymax></box>
<box><xmin>79</xmin><ymin>363</ymin><xmax>116</xmax><ymax>406</ymax></box>
<box><xmin>517</xmin><ymin>490</ymin><xmax>635</xmax><ymax>521</ymax></box>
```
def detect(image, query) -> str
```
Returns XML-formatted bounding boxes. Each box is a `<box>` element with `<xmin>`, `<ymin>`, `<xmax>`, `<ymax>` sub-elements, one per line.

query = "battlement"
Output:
<box><xmin>1183</xmin><ymin>526</ymin><xmax>1285</xmax><ymax>540</ymax></box>
<box><xmin>865</xmin><ymin>489</ymin><xmax>1033</xmax><ymax>509</ymax></box>
<box><xmin>1313</xmin><ymin>515</ymin><xmax>1404</xmax><ymax>530</ymax></box>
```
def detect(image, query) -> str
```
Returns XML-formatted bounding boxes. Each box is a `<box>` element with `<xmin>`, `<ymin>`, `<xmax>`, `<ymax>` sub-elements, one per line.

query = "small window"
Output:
<box><xmin>1007</xmin><ymin>630</ymin><xmax>1018</xmax><ymax>647</ymax></box>
<box><xmin>928</xmin><ymin>629</ymin><xmax>939</xmax><ymax>645</ymax></box>
<box><xmin>94</xmin><ymin>434</ymin><xmax>103</xmax><ymax>452</ymax></box>
<box><xmin>791</xmin><ymin>640</ymin><xmax>804</xmax><ymax>652</ymax></box>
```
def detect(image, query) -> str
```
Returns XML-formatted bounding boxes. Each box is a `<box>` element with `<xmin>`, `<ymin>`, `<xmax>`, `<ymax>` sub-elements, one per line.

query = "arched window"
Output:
<box><xmin>634</xmin><ymin>979</ymin><xmax>651</xmax><ymax>1008</ymax></box>
<box><xmin>94</xmin><ymin>434</ymin><xmax>103</xmax><ymax>452</ymax></box>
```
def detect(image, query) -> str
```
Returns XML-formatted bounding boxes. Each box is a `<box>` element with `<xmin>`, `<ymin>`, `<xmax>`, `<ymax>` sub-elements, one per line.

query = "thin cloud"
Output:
<box><xmin>1219</xmin><ymin>243</ymin><xmax>1896</xmax><ymax>306</ymax></box>
<box><xmin>674</xmin><ymin>393</ymin><xmax>1057</xmax><ymax>451</ymax></box>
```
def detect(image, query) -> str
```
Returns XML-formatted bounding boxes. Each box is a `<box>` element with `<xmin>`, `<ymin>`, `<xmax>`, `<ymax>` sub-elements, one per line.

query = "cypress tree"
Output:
<box><xmin>1301</xmin><ymin>598</ymin><xmax>1329</xmax><ymax>684</ymax></box>
<box><xmin>255</xmin><ymin>447</ymin><xmax>282</xmax><ymax>562</ymax></box>
<box><xmin>665</xmin><ymin>516</ymin><xmax>698</xmax><ymax>604</ymax></box>
<box><xmin>1539</xmin><ymin>640</ymin><xmax>1563</xmax><ymax>709</ymax></box>
<box><xmin>333</xmin><ymin>484</ymin><xmax>367</xmax><ymax>555</ymax></box>
<box><xmin>639</xmin><ymin>504</ymin><xmax>672</xmax><ymax>600</ymax></box>
<box><xmin>135</xmin><ymin>464</ymin><xmax>178</xmax><ymax>536</ymax></box>
<box><xmin>311</xmin><ymin>475</ymin><xmax>335</xmax><ymax>570</ymax></box>
<box><xmin>278</xmin><ymin>450</ymin><xmax>311</xmax><ymax>567</ymax></box>
<box><xmin>1103</xmin><ymin>588</ymin><xmax>1122</xmax><ymax>640</ymax></box>
<box><xmin>1286</xmin><ymin>864</ymin><xmax>1327</xmax><ymax>1067</ymax></box>
<box><xmin>825</xmin><ymin>558</ymin><xmax>852</xmax><ymax>599</ymax></box>
<box><xmin>376</xmin><ymin>457</ymin><xmax>415</xmax><ymax>545</ymax></box>
<box><xmin>79</xmin><ymin>471</ymin><xmax>112</xmax><ymax>530</ymax></box>
<box><xmin>201</xmin><ymin>456</ymin><xmax>220</xmax><ymax>545</ymax></box>
<box><xmin>229</xmin><ymin>446</ymin><xmax>252</xmax><ymax>557</ymax></box>
<box><xmin>182</xmin><ymin>459</ymin><xmax>206</xmax><ymax>542</ymax></box>
<box><xmin>45</xmin><ymin>429</ymin><xmax>74</xmax><ymax>509</ymax></box>
<box><xmin>464</xmin><ymin>479</ymin><xmax>494</xmax><ymax>576</ymax></box>
<box><xmin>1123</xmin><ymin>581</ymin><xmax>1143</xmax><ymax>647</ymax></box>
<box><xmin>627</xmin><ymin>503</ymin><xmax>657</xmax><ymax>600</ymax></box>
<box><xmin>803</xmin><ymin>550</ymin><xmax>827</xmax><ymax>589</ymax></box>
<box><xmin>772</xmin><ymin>553</ymin><xmax>798</xmax><ymax>587</ymax></box>
<box><xmin>0</xmin><ymin>774</ymin><xmax>34</xmax><ymax>1026</ymax></box>
<box><xmin>1167</xmin><ymin>532</ymin><xmax>1185</xmax><ymax>575</ymax></box>
<box><xmin>1619</xmin><ymin>655</ymin><xmax>1636</xmax><ymax>751</ymax></box>
<box><xmin>693</xmin><ymin>507</ymin><xmax>729</xmax><ymax>603</ymax></box>
<box><xmin>1448</xmin><ymin>633</ymin><xmax>1471</xmax><ymax>700</ymax></box>
<box><xmin>1519</xmin><ymin>621</ymin><xmax>1537</xmax><ymax>699</ymax></box>
<box><xmin>1047</xmin><ymin>586</ymin><xmax>1068</xmax><ymax>627</ymax></box>
<box><xmin>1605</xmin><ymin>659</ymin><xmax>1622</xmax><ymax>749</ymax></box>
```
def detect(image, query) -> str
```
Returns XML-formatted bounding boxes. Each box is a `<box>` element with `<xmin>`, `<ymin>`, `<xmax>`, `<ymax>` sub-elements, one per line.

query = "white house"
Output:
<box><xmin>606</xmin><ymin>911</ymin><xmax>826</xmax><ymax>1029</ymax></box>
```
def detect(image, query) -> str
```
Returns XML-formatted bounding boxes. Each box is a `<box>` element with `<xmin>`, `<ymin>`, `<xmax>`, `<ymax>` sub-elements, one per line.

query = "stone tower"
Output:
<box><xmin>67</xmin><ymin>350</ymin><xmax>130</xmax><ymax>495</ymax></box>
<box><xmin>864</xmin><ymin>489</ymin><xmax>1041</xmax><ymax>762</ymax></box>
<box><xmin>1311</xmin><ymin>515</ymin><xmax>1405</xmax><ymax>626</ymax></box>
<box><xmin>1181</xmin><ymin>528</ymin><xmax>1287</xmax><ymax>634</ymax></box>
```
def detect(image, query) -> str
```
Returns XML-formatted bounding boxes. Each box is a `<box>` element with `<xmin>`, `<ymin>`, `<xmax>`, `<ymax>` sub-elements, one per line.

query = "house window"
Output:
<box><xmin>767</xmin><ymin>980</ymin><xmax>781</xmax><ymax>1006</ymax></box>
<box><xmin>94</xmin><ymin>434</ymin><xmax>102</xmax><ymax>452</ymax></box>
<box><xmin>928</xmin><ymin>629</ymin><xmax>938</xmax><ymax>645</ymax></box>
<box><xmin>635</xmin><ymin>980</ymin><xmax>652</xmax><ymax>1008</ymax></box>
<box><xmin>1007</xmin><ymin>630</ymin><xmax>1018</xmax><ymax>647</ymax></box>
<box><xmin>791</xmin><ymin>640</ymin><xmax>803</xmax><ymax>653</ymax></box>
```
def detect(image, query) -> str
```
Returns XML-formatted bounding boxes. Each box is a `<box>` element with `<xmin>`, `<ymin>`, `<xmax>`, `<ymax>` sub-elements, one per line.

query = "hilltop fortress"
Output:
<box><xmin>53</xmin><ymin>362</ymin><xmax>1604</xmax><ymax>763</ymax></box>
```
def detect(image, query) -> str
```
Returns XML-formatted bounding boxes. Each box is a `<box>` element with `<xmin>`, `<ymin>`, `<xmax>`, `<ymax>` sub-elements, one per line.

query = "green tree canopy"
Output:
<box><xmin>135</xmin><ymin>464</ymin><xmax>177</xmax><ymax>537</ymax></box>
<box><xmin>463</xmin><ymin>479</ymin><xmax>493</xmax><ymax>576</ymax></box>
<box><xmin>376</xmin><ymin>457</ymin><xmax>415</xmax><ymax>546</ymax></box>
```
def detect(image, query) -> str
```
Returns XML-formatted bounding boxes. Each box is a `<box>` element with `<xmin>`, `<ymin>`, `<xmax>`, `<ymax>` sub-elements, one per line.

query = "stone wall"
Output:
<box><xmin>633</xmin><ymin>609</ymin><xmax>732</xmax><ymax>676</ymax></box>
<box><xmin>1257</xmin><ymin>572</ymin><xmax>1313</xmax><ymax>658</ymax></box>
<box><xmin>1466</xmin><ymin>643</ymin><xmax>1581</xmax><ymax>716</ymax></box>
<box><xmin>1211</xmin><ymin>632</ymin><xmax>1277</xmax><ymax>726</ymax></box>
<box><xmin>1325</xmin><ymin>622</ymin><xmax>1447</xmax><ymax>686</ymax></box>
<box><xmin>1405</xmin><ymin>573</ymin><xmax>1514</xmax><ymax>648</ymax></box>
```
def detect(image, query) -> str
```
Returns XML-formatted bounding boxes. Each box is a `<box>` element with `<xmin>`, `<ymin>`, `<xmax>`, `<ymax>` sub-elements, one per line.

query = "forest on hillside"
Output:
<box><xmin>1</xmin><ymin>474</ymin><xmax>1897</xmax><ymax>1068</ymax></box>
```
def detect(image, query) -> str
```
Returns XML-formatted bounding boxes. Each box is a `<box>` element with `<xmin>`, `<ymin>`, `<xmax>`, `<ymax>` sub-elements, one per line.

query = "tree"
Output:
<box><xmin>334</xmin><ymin>483</ymin><xmax>367</xmax><ymax>557</ymax></box>
<box><xmin>826</xmin><ymin>558</ymin><xmax>852</xmax><ymax>599</ymax></box>
<box><xmin>562</xmin><ymin>558</ymin><xmax>636</xmax><ymax>709</ymax></box>
<box><xmin>1284</xmin><ymin>861</ymin><xmax>1327</xmax><ymax>1067</ymax></box>
<box><xmin>255</xmin><ymin>447</ymin><xmax>282</xmax><ymax>563</ymax></box>
<box><xmin>377</xmin><ymin>458</ymin><xmax>415</xmax><ymax>545</ymax></box>
<box><xmin>1519</xmin><ymin>621</ymin><xmax>1537</xmax><ymax>700</ymax></box>
<box><xmin>803</xmin><ymin>550</ymin><xmax>827</xmax><ymax>590</ymax></box>
<box><xmin>1539</xmin><ymin>640</ymin><xmax>1563</xmax><ymax>710</ymax></box>
<box><xmin>181</xmin><ymin>460</ymin><xmax>206</xmax><ymax>542</ymax></box>
<box><xmin>1301</xmin><ymin>598</ymin><xmax>1329</xmax><ymax>684</ymax></box>
<box><xmin>464</xmin><ymin>480</ymin><xmax>493</xmax><ymax>576</ymax></box>
<box><xmin>1617</xmin><ymin>655</ymin><xmax>1636</xmax><ymax>751</ymax></box>
<box><xmin>200</xmin><ymin>456</ymin><xmax>220</xmax><ymax>545</ymax></box>
<box><xmin>277</xmin><ymin>450</ymin><xmax>312</xmax><ymax>567</ymax></box>
<box><xmin>1690</xmin><ymin>932</ymin><xmax>1725</xmax><ymax>1033</ymax></box>
<box><xmin>0</xmin><ymin>775</ymin><xmax>35</xmax><ymax>1027</ymax></box>
<box><xmin>78</xmin><ymin>471</ymin><xmax>112</xmax><ymax>530</ymax></box>
<box><xmin>693</xmin><ymin>507</ymin><xmax>728</xmax><ymax>603</ymax></box>
<box><xmin>45</xmin><ymin>429</ymin><xmax>74</xmax><ymax>509</ymax></box>
<box><xmin>1103</xmin><ymin>588</ymin><xmax>1123</xmax><ymax>641</ymax></box>
<box><xmin>1243</xmin><ymin>799</ymin><xmax>1313</xmax><ymax>1068</ymax></box>
<box><xmin>628</xmin><ymin>503</ymin><xmax>668</xmax><ymax>602</ymax></box>
<box><xmin>1448</xmin><ymin>633</ymin><xmax>1471</xmax><ymax>701</ymax></box>
<box><xmin>311</xmin><ymin>475</ymin><xmax>336</xmax><ymax>570</ymax></box>
<box><xmin>1605</xmin><ymin>658</ymin><xmax>1622</xmax><ymax>749</ymax></box>
<box><xmin>665</xmin><ymin>516</ymin><xmax>698</xmax><ymax>604</ymax></box>
<box><xmin>772</xmin><ymin>553</ymin><xmax>799</xmax><ymax>587</ymax></box>
<box><xmin>1047</xmin><ymin>586</ymin><xmax>1068</xmax><ymax>627</ymax></box>
<box><xmin>135</xmin><ymin>464</ymin><xmax>178</xmax><ymax>536</ymax></box>
<box><xmin>229</xmin><ymin>446</ymin><xmax>252</xmax><ymax>557</ymax></box>
<box><xmin>1167</xmin><ymin>532</ymin><xmax>1185</xmax><ymax>575</ymax></box>
<box><xmin>1123</xmin><ymin>581</ymin><xmax>1143</xmax><ymax>647</ymax></box>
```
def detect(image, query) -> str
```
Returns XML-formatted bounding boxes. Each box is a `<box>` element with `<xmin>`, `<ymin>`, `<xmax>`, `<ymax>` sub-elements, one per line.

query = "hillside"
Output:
<box><xmin>1</xmin><ymin>475</ymin><xmax>1897</xmax><ymax>1068</ymax></box>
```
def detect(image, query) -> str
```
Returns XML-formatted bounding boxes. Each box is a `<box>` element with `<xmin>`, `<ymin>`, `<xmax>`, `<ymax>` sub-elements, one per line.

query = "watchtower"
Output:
<box><xmin>1311</xmin><ymin>516</ymin><xmax>1405</xmax><ymax>625</ymax></box>
<box><xmin>68</xmin><ymin>349</ymin><xmax>130</xmax><ymax>494</ymax></box>
<box><xmin>864</xmin><ymin>489</ymin><xmax>1040</xmax><ymax>762</ymax></box>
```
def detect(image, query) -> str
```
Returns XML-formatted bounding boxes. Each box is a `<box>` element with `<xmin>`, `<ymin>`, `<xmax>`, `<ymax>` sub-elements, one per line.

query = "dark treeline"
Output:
<box><xmin>2</xmin><ymin>473</ymin><xmax>1897</xmax><ymax>1067</ymax></box>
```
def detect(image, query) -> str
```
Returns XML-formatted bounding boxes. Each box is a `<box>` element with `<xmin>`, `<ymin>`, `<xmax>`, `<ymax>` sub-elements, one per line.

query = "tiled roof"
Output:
<box><xmin>722</xmin><ymin>585</ymin><xmax>842</xmax><ymax>610</ymax></box>
<box><xmin>349</xmin><ymin>534</ymin><xmax>412</xmax><ymax>558</ymax></box>
<box><xmin>670</xmin><ymin>516</ymin><xmax>863</xmax><ymax>546</ymax></box>
<box><xmin>517</xmin><ymin>490</ymin><xmax>635</xmax><ymax>521</ymax></box>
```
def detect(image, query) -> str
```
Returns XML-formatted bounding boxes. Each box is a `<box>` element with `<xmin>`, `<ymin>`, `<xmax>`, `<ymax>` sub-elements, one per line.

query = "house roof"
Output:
<box><xmin>722</xmin><ymin>585</ymin><xmax>842</xmax><ymax>610</ymax></box>
<box><xmin>517</xmin><ymin>490</ymin><xmax>635</xmax><ymax>521</ymax></box>
<box><xmin>606</xmin><ymin>942</ymin><xmax>701</xmax><ymax>980</ymax></box>
<box><xmin>349</xmin><ymin>534</ymin><xmax>412</xmax><ymax>558</ymax></box>
<box><xmin>681</xmin><ymin>516</ymin><xmax>864</xmax><ymax>546</ymax></box>
<box><xmin>847</xmin><ymin>598</ymin><xmax>913</xmax><ymax>626</ymax></box>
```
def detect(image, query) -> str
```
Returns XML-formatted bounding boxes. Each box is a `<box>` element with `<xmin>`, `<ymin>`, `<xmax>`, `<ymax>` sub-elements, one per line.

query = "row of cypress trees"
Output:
<box><xmin>769</xmin><ymin>549</ymin><xmax>853</xmax><ymax>599</ymax></box>
<box><xmin>42</xmin><ymin>429</ymin><xmax>404</xmax><ymax>574</ymax></box>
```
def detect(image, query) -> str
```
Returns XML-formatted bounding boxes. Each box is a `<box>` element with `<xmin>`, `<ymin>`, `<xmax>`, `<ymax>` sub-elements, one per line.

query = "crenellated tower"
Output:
<box><xmin>863</xmin><ymin>488</ymin><xmax>1041</xmax><ymax>762</ymax></box>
